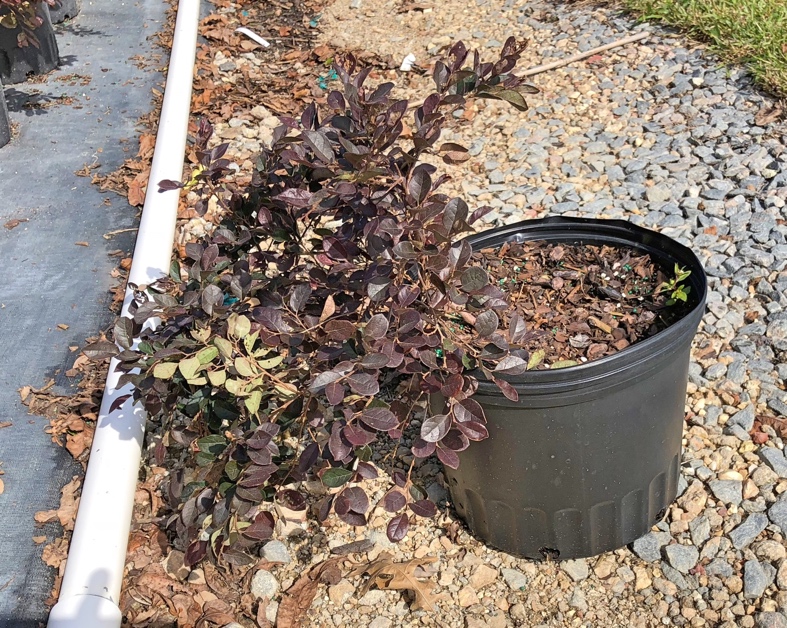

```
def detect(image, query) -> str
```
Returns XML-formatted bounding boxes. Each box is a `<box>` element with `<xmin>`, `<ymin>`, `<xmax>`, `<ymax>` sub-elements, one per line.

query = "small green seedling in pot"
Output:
<box><xmin>655</xmin><ymin>264</ymin><xmax>691</xmax><ymax>306</ymax></box>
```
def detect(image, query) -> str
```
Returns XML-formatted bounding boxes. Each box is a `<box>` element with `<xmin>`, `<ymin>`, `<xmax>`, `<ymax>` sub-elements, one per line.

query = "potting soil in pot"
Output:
<box><xmin>473</xmin><ymin>239</ymin><xmax>694</xmax><ymax>367</ymax></box>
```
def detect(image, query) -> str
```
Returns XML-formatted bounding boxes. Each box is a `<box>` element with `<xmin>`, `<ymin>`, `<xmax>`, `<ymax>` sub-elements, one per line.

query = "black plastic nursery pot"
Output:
<box><xmin>0</xmin><ymin>83</ymin><xmax>9</xmax><ymax>148</ymax></box>
<box><xmin>49</xmin><ymin>0</ymin><xmax>80</xmax><ymax>24</ymax></box>
<box><xmin>443</xmin><ymin>216</ymin><xmax>707</xmax><ymax>560</ymax></box>
<box><xmin>0</xmin><ymin>4</ymin><xmax>59</xmax><ymax>85</ymax></box>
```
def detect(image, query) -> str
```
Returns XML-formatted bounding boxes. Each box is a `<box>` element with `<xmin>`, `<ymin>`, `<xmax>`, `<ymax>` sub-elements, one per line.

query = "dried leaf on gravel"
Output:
<box><xmin>753</xmin><ymin>414</ymin><xmax>787</xmax><ymax>441</ymax></box>
<box><xmin>277</xmin><ymin>558</ymin><xmax>343</xmax><ymax>628</ymax></box>
<box><xmin>0</xmin><ymin>421</ymin><xmax>11</xmax><ymax>429</ymax></box>
<box><xmin>754</xmin><ymin>101</ymin><xmax>784</xmax><ymax>126</ymax></box>
<box><xmin>348</xmin><ymin>552</ymin><xmax>440</xmax><ymax>611</ymax></box>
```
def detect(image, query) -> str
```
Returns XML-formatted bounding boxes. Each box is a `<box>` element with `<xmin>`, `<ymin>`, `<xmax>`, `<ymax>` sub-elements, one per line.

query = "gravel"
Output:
<box><xmin>561</xmin><ymin>559</ymin><xmax>589</xmax><ymax>582</ymax></box>
<box><xmin>730</xmin><ymin>514</ymin><xmax>770</xmax><ymax>549</ymax></box>
<box><xmin>261</xmin><ymin>540</ymin><xmax>293</xmax><ymax>564</ymax></box>
<box><xmin>250</xmin><ymin>569</ymin><xmax>280</xmax><ymax>600</ymax></box>
<box><xmin>663</xmin><ymin>544</ymin><xmax>699</xmax><ymax>573</ymax></box>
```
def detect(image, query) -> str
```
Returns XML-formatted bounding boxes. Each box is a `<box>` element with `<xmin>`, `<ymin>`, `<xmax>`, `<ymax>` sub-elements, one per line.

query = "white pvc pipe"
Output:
<box><xmin>48</xmin><ymin>1</ymin><xmax>201</xmax><ymax>625</ymax></box>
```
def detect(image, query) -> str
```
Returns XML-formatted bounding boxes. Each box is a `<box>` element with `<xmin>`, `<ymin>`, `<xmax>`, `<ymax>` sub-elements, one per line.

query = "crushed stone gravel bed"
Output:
<box><xmin>134</xmin><ymin>0</ymin><xmax>787</xmax><ymax>626</ymax></box>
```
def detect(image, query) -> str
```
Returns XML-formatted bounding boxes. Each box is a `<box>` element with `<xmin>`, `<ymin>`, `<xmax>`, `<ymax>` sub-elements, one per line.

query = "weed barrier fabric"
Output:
<box><xmin>0</xmin><ymin>0</ymin><xmax>167</xmax><ymax>624</ymax></box>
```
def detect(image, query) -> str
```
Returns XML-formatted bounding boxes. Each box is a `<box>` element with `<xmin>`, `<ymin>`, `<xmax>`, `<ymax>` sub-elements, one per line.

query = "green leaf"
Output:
<box><xmin>138</xmin><ymin>341</ymin><xmax>154</xmax><ymax>355</ymax></box>
<box><xmin>208</xmin><ymin>369</ymin><xmax>227</xmax><ymax>386</ymax></box>
<box><xmin>214</xmin><ymin>337</ymin><xmax>233</xmax><ymax>359</ymax></box>
<box><xmin>245</xmin><ymin>390</ymin><xmax>262</xmax><ymax>415</ymax></box>
<box><xmin>179</xmin><ymin>356</ymin><xmax>202</xmax><ymax>380</ymax></box>
<box><xmin>187</xmin><ymin>377</ymin><xmax>208</xmax><ymax>386</ymax></box>
<box><xmin>197</xmin><ymin>434</ymin><xmax>227</xmax><ymax>455</ymax></box>
<box><xmin>257</xmin><ymin>354</ymin><xmax>284</xmax><ymax>370</ymax></box>
<box><xmin>527</xmin><ymin>349</ymin><xmax>545</xmax><ymax>370</ymax></box>
<box><xmin>322</xmin><ymin>467</ymin><xmax>353</xmax><ymax>488</ymax></box>
<box><xmin>356</xmin><ymin>444</ymin><xmax>372</xmax><ymax>461</ymax></box>
<box><xmin>550</xmin><ymin>360</ymin><xmax>579</xmax><ymax>369</ymax></box>
<box><xmin>225</xmin><ymin>378</ymin><xmax>244</xmax><ymax>396</ymax></box>
<box><xmin>234</xmin><ymin>357</ymin><xmax>256</xmax><ymax>377</ymax></box>
<box><xmin>169</xmin><ymin>259</ymin><xmax>182</xmax><ymax>282</ymax></box>
<box><xmin>244</xmin><ymin>331</ymin><xmax>259</xmax><ymax>355</ymax></box>
<box><xmin>228</xmin><ymin>314</ymin><xmax>251</xmax><ymax>339</ymax></box>
<box><xmin>197</xmin><ymin>346</ymin><xmax>219</xmax><ymax>365</ymax></box>
<box><xmin>225</xmin><ymin>460</ymin><xmax>241</xmax><ymax>481</ymax></box>
<box><xmin>461</xmin><ymin>354</ymin><xmax>476</xmax><ymax>370</ymax></box>
<box><xmin>153</xmin><ymin>362</ymin><xmax>178</xmax><ymax>379</ymax></box>
<box><xmin>195</xmin><ymin>452</ymin><xmax>216</xmax><ymax>467</ymax></box>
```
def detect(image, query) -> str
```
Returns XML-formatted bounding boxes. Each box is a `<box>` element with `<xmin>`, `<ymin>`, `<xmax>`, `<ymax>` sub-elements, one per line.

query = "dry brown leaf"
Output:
<box><xmin>32</xmin><ymin>535</ymin><xmax>47</xmax><ymax>544</ymax></box>
<box><xmin>0</xmin><ymin>478</ymin><xmax>4</xmax><ymax>495</ymax></box>
<box><xmin>65</xmin><ymin>426</ymin><xmax>94</xmax><ymax>459</ymax></box>
<box><xmin>754</xmin><ymin>101</ymin><xmax>784</xmax><ymax>126</ymax></box>
<box><xmin>277</xmin><ymin>558</ymin><xmax>343</xmax><ymax>628</ymax></box>
<box><xmin>127</xmin><ymin>171</ymin><xmax>149</xmax><ymax>207</ymax></box>
<box><xmin>4</xmin><ymin>218</ymin><xmax>28</xmax><ymax>230</ymax></box>
<box><xmin>34</xmin><ymin>477</ymin><xmax>81</xmax><ymax>530</ymax></box>
<box><xmin>137</xmin><ymin>133</ymin><xmax>156</xmax><ymax>159</ymax></box>
<box><xmin>41</xmin><ymin>537</ymin><xmax>69</xmax><ymax>569</ymax></box>
<box><xmin>57</xmin><ymin>323</ymin><xmax>70</xmax><ymax>330</ymax></box>
<box><xmin>348</xmin><ymin>552</ymin><xmax>440</xmax><ymax>611</ymax></box>
<box><xmin>0</xmin><ymin>421</ymin><xmax>11</xmax><ymax>429</ymax></box>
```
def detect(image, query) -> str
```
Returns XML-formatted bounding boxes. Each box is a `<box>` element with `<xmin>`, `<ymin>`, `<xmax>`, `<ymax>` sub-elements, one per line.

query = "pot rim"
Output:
<box><xmin>464</xmin><ymin>216</ymin><xmax>707</xmax><ymax>398</ymax></box>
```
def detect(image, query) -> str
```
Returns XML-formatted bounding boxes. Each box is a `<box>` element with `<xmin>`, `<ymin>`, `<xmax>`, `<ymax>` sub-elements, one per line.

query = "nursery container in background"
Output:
<box><xmin>49</xmin><ymin>0</ymin><xmax>80</xmax><ymax>24</ymax></box>
<box><xmin>443</xmin><ymin>216</ymin><xmax>707</xmax><ymax>560</ymax></box>
<box><xmin>0</xmin><ymin>2</ymin><xmax>59</xmax><ymax>84</ymax></box>
<box><xmin>0</xmin><ymin>82</ymin><xmax>9</xmax><ymax>147</ymax></box>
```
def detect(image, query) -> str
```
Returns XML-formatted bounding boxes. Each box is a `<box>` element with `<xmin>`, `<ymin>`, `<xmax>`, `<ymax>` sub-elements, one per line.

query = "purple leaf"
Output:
<box><xmin>244</xmin><ymin>511</ymin><xmax>275</xmax><ymax>540</ymax></box>
<box><xmin>420</xmin><ymin>414</ymin><xmax>451</xmax><ymax>443</ymax></box>
<box><xmin>309</xmin><ymin>370</ymin><xmax>343</xmax><ymax>393</ymax></box>
<box><xmin>461</xmin><ymin>266</ymin><xmax>489</xmax><ymax>292</ymax></box>
<box><xmin>382</xmin><ymin>490</ymin><xmax>407</xmax><ymax>513</ymax></box>
<box><xmin>289</xmin><ymin>284</ymin><xmax>313</xmax><ymax>313</ymax></box>
<box><xmin>325</xmin><ymin>381</ymin><xmax>345</xmax><ymax>405</ymax></box>
<box><xmin>442</xmin><ymin>428</ymin><xmax>470</xmax><ymax>451</ymax></box>
<box><xmin>276</xmin><ymin>489</ymin><xmax>307</xmax><ymax>511</ymax></box>
<box><xmin>387</xmin><ymin>513</ymin><xmax>410</xmax><ymax>542</ymax></box>
<box><xmin>302</xmin><ymin>129</ymin><xmax>335</xmax><ymax>163</ymax></box>
<box><xmin>342</xmin><ymin>424</ymin><xmax>377</xmax><ymax>446</ymax></box>
<box><xmin>436</xmin><ymin>446</ymin><xmax>461</xmax><ymax>469</ymax></box>
<box><xmin>82</xmin><ymin>341</ymin><xmax>120</xmax><ymax>361</ymax></box>
<box><xmin>494</xmin><ymin>378</ymin><xmax>519</xmax><ymax>402</ymax></box>
<box><xmin>360</xmin><ymin>353</ymin><xmax>389</xmax><ymax>369</ymax></box>
<box><xmin>408</xmin><ymin>499</ymin><xmax>438</xmax><ymax>518</ymax></box>
<box><xmin>347</xmin><ymin>373</ymin><xmax>380</xmax><ymax>396</ymax></box>
<box><xmin>364</xmin><ymin>313</ymin><xmax>389</xmax><ymax>339</ymax></box>
<box><xmin>359</xmin><ymin>407</ymin><xmax>398</xmax><ymax>431</ymax></box>
<box><xmin>455</xmin><ymin>419</ymin><xmax>489</xmax><ymax>441</ymax></box>
<box><xmin>337</xmin><ymin>486</ymin><xmax>369</xmax><ymax>514</ymax></box>
<box><xmin>475</xmin><ymin>310</ymin><xmax>499</xmax><ymax>337</ymax></box>
<box><xmin>408</xmin><ymin>166</ymin><xmax>431</xmax><ymax>204</ymax></box>
<box><xmin>494</xmin><ymin>355</ymin><xmax>528</xmax><ymax>375</ymax></box>
<box><xmin>184</xmin><ymin>540</ymin><xmax>208</xmax><ymax>567</ymax></box>
<box><xmin>411</xmin><ymin>437</ymin><xmax>436</xmax><ymax>459</ymax></box>
<box><xmin>454</xmin><ymin>398</ymin><xmax>485</xmax><ymax>423</ymax></box>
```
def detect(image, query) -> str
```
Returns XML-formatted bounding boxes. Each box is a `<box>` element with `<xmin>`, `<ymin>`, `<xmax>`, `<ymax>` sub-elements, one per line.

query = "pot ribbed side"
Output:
<box><xmin>446</xmin><ymin>453</ymin><xmax>680</xmax><ymax>560</ymax></box>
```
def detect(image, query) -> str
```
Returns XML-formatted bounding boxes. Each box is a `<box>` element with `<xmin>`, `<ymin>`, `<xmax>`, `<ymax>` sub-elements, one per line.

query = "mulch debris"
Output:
<box><xmin>476</xmin><ymin>239</ymin><xmax>692</xmax><ymax>367</ymax></box>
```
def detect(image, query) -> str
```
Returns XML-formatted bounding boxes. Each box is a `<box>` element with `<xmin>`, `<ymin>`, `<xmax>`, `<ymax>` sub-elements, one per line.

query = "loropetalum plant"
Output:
<box><xmin>0</xmin><ymin>0</ymin><xmax>55</xmax><ymax>47</ymax></box>
<box><xmin>89</xmin><ymin>38</ymin><xmax>539</xmax><ymax>566</ymax></box>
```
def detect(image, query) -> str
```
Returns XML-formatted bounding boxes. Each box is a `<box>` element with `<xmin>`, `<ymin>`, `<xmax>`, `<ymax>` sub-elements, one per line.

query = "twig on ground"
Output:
<box><xmin>520</xmin><ymin>30</ymin><xmax>650</xmax><ymax>76</ymax></box>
